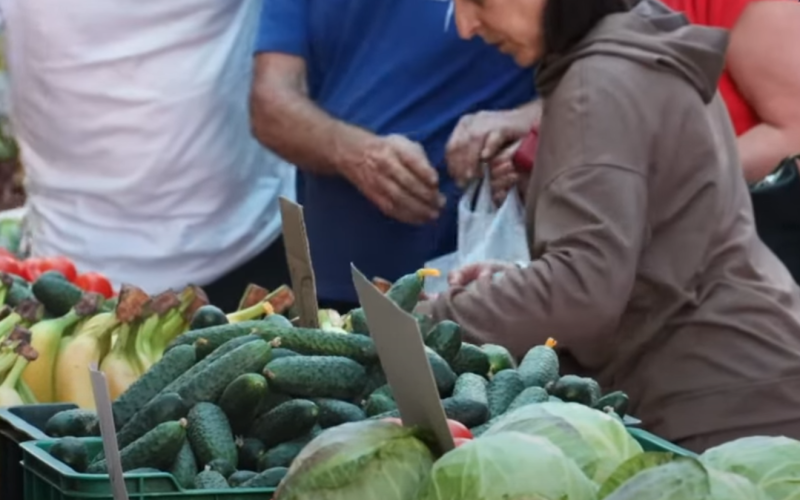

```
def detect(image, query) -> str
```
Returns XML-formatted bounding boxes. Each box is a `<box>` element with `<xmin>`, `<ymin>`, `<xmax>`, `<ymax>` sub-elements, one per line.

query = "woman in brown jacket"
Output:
<box><xmin>425</xmin><ymin>0</ymin><xmax>800</xmax><ymax>451</ymax></box>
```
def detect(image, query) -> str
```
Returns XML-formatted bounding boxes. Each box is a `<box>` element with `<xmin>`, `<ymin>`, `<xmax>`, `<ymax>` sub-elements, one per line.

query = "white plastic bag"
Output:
<box><xmin>425</xmin><ymin>169</ymin><xmax>529</xmax><ymax>294</ymax></box>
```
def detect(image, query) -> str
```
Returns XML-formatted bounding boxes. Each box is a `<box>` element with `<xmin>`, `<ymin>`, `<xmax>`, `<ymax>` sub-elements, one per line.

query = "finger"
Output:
<box><xmin>389</xmin><ymin>136</ymin><xmax>439</xmax><ymax>187</ymax></box>
<box><xmin>380</xmin><ymin>157</ymin><xmax>441</xmax><ymax>224</ymax></box>
<box><xmin>383</xmin><ymin>149</ymin><xmax>443</xmax><ymax>214</ymax></box>
<box><xmin>481</xmin><ymin>129</ymin><xmax>513</xmax><ymax>162</ymax></box>
<box><xmin>447</xmin><ymin>123</ymin><xmax>484</xmax><ymax>185</ymax></box>
<box><xmin>448</xmin><ymin>263</ymin><xmax>483</xmax><ymax>287</ymax></box>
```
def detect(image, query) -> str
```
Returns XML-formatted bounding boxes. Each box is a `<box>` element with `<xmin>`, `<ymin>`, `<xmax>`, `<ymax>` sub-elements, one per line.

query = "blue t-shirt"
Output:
<box><xmin>256</xmin><ymin>0</ymin><xmax>536</xmax><ymax>303</ymax></box>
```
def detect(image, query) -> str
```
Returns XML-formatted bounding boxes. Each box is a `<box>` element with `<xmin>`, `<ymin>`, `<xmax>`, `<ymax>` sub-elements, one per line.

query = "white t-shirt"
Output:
<box><xmin>0</xmin><ymin>0</ymin><xmax>294</xmax><ymax>293</ymax></box>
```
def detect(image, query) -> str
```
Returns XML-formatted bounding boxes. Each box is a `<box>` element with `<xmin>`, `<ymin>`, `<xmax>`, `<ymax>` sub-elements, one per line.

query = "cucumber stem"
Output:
<box><xmin>545</xmin><ymin>338</ymin><xmax>558</xmax><ymax>348</ymax></box>
<box><xmin>416</xmin><ymin>268</ymin><xmax>441</xmax><ymax>278</ymax></box>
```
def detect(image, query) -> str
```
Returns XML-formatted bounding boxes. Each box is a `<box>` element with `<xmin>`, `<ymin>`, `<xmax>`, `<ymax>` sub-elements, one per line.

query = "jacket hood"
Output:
<box><xmin>535</xmin><ymin>0</ymin><xmax>729</xmax><ymax>103</ymax></box>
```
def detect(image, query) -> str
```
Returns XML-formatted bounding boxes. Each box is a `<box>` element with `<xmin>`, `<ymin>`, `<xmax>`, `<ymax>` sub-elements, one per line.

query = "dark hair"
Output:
<box><xmin>542</xmin><ymin>0</ymin><xmax>632</xmax><ymax>55</ymax></box>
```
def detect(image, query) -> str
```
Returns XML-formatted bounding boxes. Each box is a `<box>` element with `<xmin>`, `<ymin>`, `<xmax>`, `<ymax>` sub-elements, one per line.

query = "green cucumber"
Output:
<box><xmin>593</xmin><ymin>390</ymin><xmax>630</xmax><ymax>416</ymax></box>
<box><xmin>265</xmin><ymin>355</ymin><xmax>367</xmax><ymax>400</ymax></box>
<box><xmin>168</xmin><ymin>440</ymin><xmax>197</xmax><ymax>489</ymax></box>
<box><xmin>481</xmin><ymin>344</ymin><xmax>516</xmax><ymax>374</ymax></box>
<box><xmin>426</xmin><ymin>347</ymin><xmax>457</xmax><ymax>396</ymax></box>
<box><xmin>228</xmin><ymin>470</ymin><xmax>259</xmax><ymax>487</ymax></box>
<box><xmin>50</xmin><ymin>437</ymin><xmax>89</xmax><ymax>473</ymax></box>
<box><xmin>256</xmin><ymin>392</ymin><xmax>293</xmax><ymax>416</ymax></box>
<box><xmin>236</xmin><ymin>437</ymin><xmax>266</xmax><ymax>471</ymax></box>
<box><xmin>453</xmin><ymin>373</ymin><xmax>489</xmax><ymax>409</ymax></box>
<box><xmin>487</xmin><ymin>369</ymin><xmax>525</xmax><ymax>418</ymax></box>
<box><xmin>424</xmin><ymin>320</ymin><xmax>462</xmax><ymax>362</ymax></box>
<box><xmin>31</xmin><ymin>273</ymin><xmax>84</xmax><ymax>316</ymax></box>
<box><xmin>113</xmin><ymin>344</ymin><xmax>196</xmax><ymax>429</ymax></box>
<box><xmin>194</xmin><ymin>466</ymin><xmax>230</xmax><ymax>489</ymax></box>
<box><xmin>218</xmin><ymin>373</ymin><xmax>268</xmax><ymax>435</ymax></box>
<box><xmin>167</xmin><ymin>320</ymin><xmax>273</xmax><ymax>350</ymax></box>
<box><xmin>189</xmin><ymin>305</ymin><xmax>229</xmax><ymax>330</ymax></box>
<box><xmin>173</xmin><ymin>339</ymin><xmax>273</xmax><ymax>405</ymax></box>
<box><xmin>385</xmin><ymin>269</ymin><xmax>436</xmax><ymax>312</ymax></box>
<box><xmin>518</xmin><ymin>342</ymin><xmax>559</xmax><ymax>388</ymax></box>
<box><xmin>207</xmin><ymin>458</ymin><xmax>235</xmax><ymax>478</ymax></box>
<box><xmin>258</xmin><ymin>327</ymin><xmax>377</xmax><ymax>364</ymax></box>
<box><xmin>414</xmin><ymin>313</ymin><xmax>436</xmax><ymax>338</ymax></box>
<box><xmin>5</xmin><ymin>281</ymin><xmax>34</xmax><ymax>308</ymax></box>
<box><xmin>186</xmin><ymin>403</ymin><xmax>238</xmax><ymax>469</ymax></box>
<box><xmin>450</xmin><ymin>343</ymin><xmax>491</xmax><ymax>377</ymax></box>
<box><xmin>242</xmin><ymin>466</ymin><xmax>289</xmax><ymax>488</ymax></box>
<box><xmin>360</xmin><ymin>364</ymin><xmax>387</xmax><ymax>400</ymax></box>
<box><xmin>257</xmin><ymin>432</ymin><xmax>317</xmax><ymax>470</ymax></box>
<box><xmin>313</xmin><ymin>398</ymin><xmax>366</xmax><ymax>428</ymax></box>
<box><xmin>506</xmin><ymin>386</ymin><xmax>549</xmax><ymax>412</ymax></box>
<box><xmin>364</xmin><ymin>392</ymin><xmax>397</xmax><ymax>417</ymax></box>
<box><xmin>347</xmin><ymin>308</ymin><xmax>370</xmax><ymax>335</ymax></box>
<box><xmin>442</xmin><ymin>397</ymin><xmax>489</xmax><ymax>428</ymax></box>
<box><xmin>248</xmin><ymin>399</ymin><xmax>319</xmax><ymax>448</ymax></box>
<box><xmin>271</xmin><ymin>347</ymin><xmax>299</xmax><ymax>360</ymax></box>
<box><xmin>44</xmin><ymin>409</ymin><xmax>100</xmax><ymax>438</ymax></box>
<box><xmin>87</xmin><ymin>419</ymin><xmax>187</xmax><ymax>473</ymax></box>
<box><xmin>549</xmin><ymin>375</ymin><xmax>602</xmax><ymax>406</ymax></box>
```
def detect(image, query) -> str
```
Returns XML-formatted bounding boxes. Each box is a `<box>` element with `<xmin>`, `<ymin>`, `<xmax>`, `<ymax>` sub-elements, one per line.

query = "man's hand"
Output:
<box><xmin>446</xmin><ymin>104</ymin><xmax>541</xmax><ymax>187</ymax></box>
<box><xmin>340</xmin><ymin>134</ymin><xmax>445</xmax><ymax>225</ymax></box>
<box><xmin>448</xmin><ymin>260</ymin><xmax>518</xmax><ymax>288</ymax></box>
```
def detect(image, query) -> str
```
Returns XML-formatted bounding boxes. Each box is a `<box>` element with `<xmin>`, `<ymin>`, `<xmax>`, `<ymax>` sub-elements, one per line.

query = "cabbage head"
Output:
<box><xmin>708</xmin><ymin>469</ymin><xmax>769</xmax><ymax>500</ymax></box>
<box><xmin>274</xmin><ymin>420</ymin><xmax>434</xmax><ymax>500</ymax></box>
<box><xmin>700</xmin><ymin>436</ymin><xmax>800</xmax><ymax>500</ymax></box>
<box><xmin>418</xmin><ymin>431</ymin><xmax>597</xmax><ymax>500</ymax></box>
<box><xmin>485</xmin><ymin>401</ymin><xmax>642</xmax><ymax>484</ymax></box>
<box><xmin>603</xmin><ymin>457</ymin><xmax>710</xmax><ymax>499</ymax></box>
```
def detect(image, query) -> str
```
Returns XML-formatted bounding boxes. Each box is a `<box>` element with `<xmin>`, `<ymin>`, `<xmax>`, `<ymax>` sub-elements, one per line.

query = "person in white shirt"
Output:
<box><xmin>0</xmin><ymin>0</ymin><xmax>295</xmax><ymax>312</ymax></box>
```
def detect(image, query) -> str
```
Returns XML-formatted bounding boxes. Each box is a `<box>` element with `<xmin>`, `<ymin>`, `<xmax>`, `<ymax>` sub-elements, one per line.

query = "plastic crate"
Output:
<box><xmin>627</xmin><ymin>427</ymin><xmax>697</xmax><ymax>457</ymax></box>
<box><xmin>1</xmin><ymin>403</ymin><xmax>78</xmax><ymax>500</ymax></box>
<box><xmin>21</xmin><ymin>438</ymin><xmax>276</xmax><ymax>500</ymax></box>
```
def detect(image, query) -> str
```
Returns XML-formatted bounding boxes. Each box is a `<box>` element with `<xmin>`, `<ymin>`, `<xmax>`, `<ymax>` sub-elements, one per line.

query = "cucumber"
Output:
<box><xmin>258</xmin><ymin>327</ymin><xmax>378</xmax><ymax>364</ymax></box>
<box><xmin>453</xmin><ymin>373</ymin><xmax>489</xmax><ymax>409</ymax></box>
<box><xmin>113</xmin><ymin>344</ymin><xmax>196</xmax><ymax>429</ymax></box>
<box><xmin>186</xmin><ymin>403</ymin><xmax>238</xmax><ymax>469</ymax></box>
<box><xmin>347</xmin><ymin>308</ymin><xmax>370</xmax><ymax>335</ymax></box>
<box><xmin>313</xmin><ymin>398</ymin><xmax>366</xmax><ymax>428</ymax></box>
<box><xmin>189</xmin><ymin>305</ymin><xmax>229</xmax><ymax>330</ymax></box>
<box><xmin>481</xmin><ymin>344</ymin><xmax>516</xmax><ymax>374</ymax></box>
<box><xmin>161</xmin><ymin>335</ymin><xmax>259</xmax><ymax>397</ymax></box>
<box><xmin>167</xmin><ymin>320</ymin><xmax>274</xmax><ymax>350</ymax></box>
<box><xmin>50</xmin><ymin>437</ymin><xmax>89</xmax><ymax>473</ymax></box>
<box><xmin>518</xmin><ymin>342</ymin><xmax>559</xmax><ymax>388</ymax></box>
<box><xmin>110</xmin><ymin>393</ymin><xmax>189</xmax><ymax>457</ymax></box>
<box><xmin>194</xmin><ymin>466</ymin><xmax>230</xmax><ymax>489</ymax></box>
<box><xmin>487</xmin><ymin>369</ymin><xmax>525</xmax><ymax>418</ymax></box>
<box><xmin>593</xmin><ymin>390</ymin><xmax>630</xmax><ymax>416</ymax></box>
<box><xmin>249</xmin><ymin>399</ymin><xmax>319</xmax><ymax>448</ymax></box>
<box><xmin>207</xmin><ymin>458</ymin><xmax>236</xmax><ymax>478</ymax></box>
<box><xmin>549</xmin><ymin>375</ymin><xmax>602</xmax><ymax>406</ymax></box>
<box><xmin>5</xmin><ymin>281</ymin><xmax>34</xmax><ymax>308</ymax></box>
<box><xmin>271</xmin><ymin>347</ymin><xmax>299</xmax><ymax>360</ymax></box>
<box><xmin>237</xmin><ymin>437</ymin><xmax>266</xmax><ymax>471</ymax></box>
<box><xmin>364</xmin><ymin>392</ymin><xmax>397</xmax><ymax>417</ymax></box>
<box><xmin>228</xmin><ymin>470</ymin><xmax>258</xmax><ymax>487</ymax></box>
<box><xmin>426</xmin><ymin>347</ymin><xmax>457</xmax><ymax>396</ymax></box>
<box><xmin>442</xmin><ymin>397</ymin><xmax>489</xmax><ymax>428</ymax></box>
<box><xmin>257</xmin><ymin>433</ymin><xmax>316</xmax><ymax>470</ymax></box>
<box><xmin>174</xmin><ymin>339</ymin><xmax>273</xmax><ymax>405</ymax></box>
<box><xmin>241</xmin><ymin>466</ymin><xmax>289</xmax><ymax>488</ymax></box>
<box><xmin>256</xmin><ymin>392</ymin><xmax>293</xmax><ymax>416</ymax></box>
<box><xmin>168</xmin><ymin>440</ymin><xmax>197</xmax><ymax>489</ymax></box>
<box><xmin>32</xmin><ymin>273</ymin><xmax>83</xmax><ymax>316</ymax></box>
<box><xmin>265</xmin><ymin>355</ymin><xmax>366</xmax><ymax>400</ymax></box>
<box><xmin>385</xmin><ymin>269</ymin><xmax>433</xmax><ymax>312</ymax></box>
<box><xmin>414</xmin><ymin>313</ymin><xmax>436</xmax><ymax>338</ymax></box>
<box><xmin>424</xmin><ymin>320</ymin><xmax>462</xmax><ymax>362</ymax></box>
<box><xmin>87</xmin><ymin>419</ymin><xmax>187</xmax><ymax>473</ymax></box>
<box><xmin>549</xmin><ymin>395</ymin><xmax>564</xmax><ymax>403</ymax></box>
<box><xmin>360</xmin><ymin>364</ymin><xmax>387</xmax><ymax>400</ymax></box>
<box><xmin>218</xmin><ymin>373</ymin><xmax>268</xmax><ymax>435</ymax></box>
<box><xmin>506</xmin><ymin>386</ymin><xmax>549</xmax><ymax>412</ymax></box>
<box><xmin>44</xmin><ymin>409</ymin><xmax>100</xmax><ymax>438</ymax></box>
<box><xmin>450</xmin><ymin>343</ymin><xmax>491</xmax><ymax>377</ymax></box>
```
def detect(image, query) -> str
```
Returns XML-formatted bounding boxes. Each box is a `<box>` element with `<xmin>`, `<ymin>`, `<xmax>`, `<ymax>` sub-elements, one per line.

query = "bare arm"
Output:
<box><xmin>249</xmin><ymin>53</ymin><xmax>376</xmax><ymax>176</ymax></box>
<box><xmin>727</xmin><ymin>1</ymin><xmax>800</xmax><ymax>182</ymax></box>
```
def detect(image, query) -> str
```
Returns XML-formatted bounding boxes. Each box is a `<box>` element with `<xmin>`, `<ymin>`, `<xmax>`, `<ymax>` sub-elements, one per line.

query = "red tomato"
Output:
<box><xmin>446</xmin><ymin>420</ymin><xmax>473</xmax><ymax>440</ymax></box>
<box><xmin>40</xmin><ymin>256</ymin><xmax>78</xmax><ymax>282</ymax></box>
<box><xmin>0</xmin><ymin>255</ymin><xmax>23</xmax><ymax>277</ymax></box>
<box><xmin>74</xmin><ymin>272</ymin><xmax>114</xmax><ymax>299</ymax></box>
<box><xmin>0</xmin><ymin>248</ymin><xmax>17</xmax><ymax>261</ymax></box>
<box><xmin>21</xmin><ymin>258</ymin><xmax>46</xmax><ymax>282</ymax></box>
<box><xmin>453</xmin><ymin>437</ymin><xmax>472</xmax><ymax>447</ymax></box>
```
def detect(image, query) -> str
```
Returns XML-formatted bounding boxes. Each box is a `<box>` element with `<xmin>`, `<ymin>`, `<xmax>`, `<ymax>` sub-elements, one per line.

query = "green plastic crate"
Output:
<box><xmin>21</xmin><ymin>438</ymin><xmax>276</xmax><ymax>500</ymax></box>
<box><xmin>627</xmin><ymin>427</ymin><xmax>697</xmax><ymax>457</ymax></box>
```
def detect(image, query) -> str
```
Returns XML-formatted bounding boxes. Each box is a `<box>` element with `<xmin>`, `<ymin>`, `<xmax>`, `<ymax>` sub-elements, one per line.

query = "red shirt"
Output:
<box><xmin>662</xmin><ymin>0</ymin><xmax>761</xmax><ymax>136</ymax></box>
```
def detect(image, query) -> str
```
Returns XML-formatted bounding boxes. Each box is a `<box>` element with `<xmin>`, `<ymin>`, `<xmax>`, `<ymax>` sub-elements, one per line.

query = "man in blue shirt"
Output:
<box><xmin>251</xmin><ymin>0</ymin><xmax>536</xmax><ymax>311</ymax></box>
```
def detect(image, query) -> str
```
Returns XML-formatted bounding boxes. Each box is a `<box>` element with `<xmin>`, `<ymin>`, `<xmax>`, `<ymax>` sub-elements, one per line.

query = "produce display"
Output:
<box><xmin>0</xmin><ymin>266</ymin><xmax>294</xmax><ymax>409</ymax></box>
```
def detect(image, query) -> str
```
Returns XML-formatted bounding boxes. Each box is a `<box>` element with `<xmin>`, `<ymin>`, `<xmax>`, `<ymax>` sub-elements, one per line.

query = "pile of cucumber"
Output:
<box><xmin>40</xmin><ymin>269</ymin><xmax>631</xmax><ymax>490</ymax></box>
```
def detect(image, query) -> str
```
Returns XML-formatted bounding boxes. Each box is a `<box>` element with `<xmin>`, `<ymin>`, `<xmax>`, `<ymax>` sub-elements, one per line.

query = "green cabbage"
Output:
<box><xmin>418</xmin><ymin>432</ymin><xmax>597</xmax><ymax>500</ymax></box>
<box><xmin>603</xmin><ymin>457</ymin><xmax>711</xmax><ymax>499</ymax></box>
<box><xmin>485</xmin><ymin>401</ymin><xmax>643</xmax><ymax>484</ymax></box>
<box><xmin>708</xmin><ymin>469</ymin><xmax>769</xmax><ymax>500</ymax></box>
<box><xmin>273</xmin><ymin>420</ymin><xmax>434</xmax><ymax>500</ymax></box>
<box><xmin>700</xmin><ymin>436</ymin><xmax>800</xmax><ymax>500</ymax></box>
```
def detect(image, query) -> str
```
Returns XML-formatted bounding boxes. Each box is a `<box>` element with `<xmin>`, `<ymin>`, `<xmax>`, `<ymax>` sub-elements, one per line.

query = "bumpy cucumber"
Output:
<box><xmin>237</xmin><ymin>437</ymin><xmax>266</xmax><ymax>471</ymax></box>
<box><xmin>257</xmin><ymin>327</ymin><xmax>378</xmax><ymax>364</ymax></box>
<box><xmin>450</xmin><ymin>343</ymin><xmax>491</xmax><ymax>376</ymax></box>
<box><xmin>487</xmin><ymin>369</ymin><xmax>525</xmax><ymax>418</ymax></box>
<box><xmin>257</xmin><ymin>432</ymin><xmax>317</xmax><ymax>470</ymax></box>
<box><xmin>271</xmin><ymin>348</ymin><xmax>299</xmax><ymax>360</ymax></box>
<box><xmin>453</xmin><ymin>373</ymin><xmax>489</xmax><ymax>410</ymax></box>
<box><xmin>385</xmin><ymin>269</ymin><xmax>437</xmax><ymax>312</ymax></box>
<box><xmin>593</xmin><ymin>390</ymin><xmax>630</xmax><ymax>416</ymax></box>
<box><xmin>113</xmin><ymin>344</ymin><xmax>196</xmax><ymax>429</ymax></box>
<box><xmin>50</xmin><ymin>437</ymin><xmax>89</xmax><ymax>473</ymax></box>
<box><xmin>167</xmin><ymin>320</ymin><xmax>275</xmax><ymax>351</ymax></box>
<box><xmin>442</xmin><ymin>397</ymin><xmax>489</xmax><ymax>428</ymax></box>
<box><xmin>424</xmin><ymin>320</ymin><xmax>462</xmax><ymax>362</ymax></box>
<box><xmin>506</xmin><ymin>386</ymin><xmax>549</xmax><ymax>412</ymax></box>
<box><xmin>218</xmin><ymin>373</ymin><xmax>268</xmax><ymax>435</ymax></box>
<box><xmin>118</xmin><ymin>392</ymin><xmax>188</xmax><ymax>449</ymax></box>
<box><xmin>168</xmin><ymin>440</ymin><xmax>198</xmax><ymax>489</ymax></box>
<box><xmin>347</xmin><ymin>308</ymin><xmax>370</xmax><ymax>335</ymax></box>
<box><xmin>186</xmin><ymin>403</ymin><xmax>238</xmax><ymax>469</ymax></box>
<box><xmin>426</xmin><ymin>347</ymin><xmax>457</xmax><ymax>396</ymax></box>
<box><xmin>549</xmin><ymin>375</ymin><xmax>602</xmax><ymax>406</ymax></box>
<box><xmin>518</xmin><ymin>340</ymin><xmax>560</xmax><ymax>388</ymax></box>
<box><xmin>248</xmin><ymin>399</ymin><xmax>319</xmax><ymax>448</ymax></box>
<box><xmin>313</xmin><ymin>398</ymin><xmax>366</xmax><ymax>428</ymax></box>
<box><xmin>189</xmin><ymin>305</ymin><xmax>229</xmax><ymax>330</ymax></box>
<box><xmin>481</xmin><ymin>344</ymin><xmax>516</xmax><ymax>374</ymax></box>
<box><xmin>264</xmin><ymin>356</ymin><xmax>367</xmax><ymax>400</ymax></box>
<box><xmin>87</xmin><ymin>419</ymin><xmax>187</xmax><ymax>473</ymax></box>
<box><xmin>256</xmin><ymin>392</ymin><xmax>293</xmax><ymax>416</ymax></box>
<box><xmin>228</xmin><ymin>470</ymin><xmax>259</xmax><ymax>487</ymax></box>
<box><xmin>194</xmin><ymin>466</ymin><xmax>230</xmax><ymax>489</ymax></box>
<box><xmin>241</xmin><ymin>466</ymin><xmax>289</xmax><ymax>488</ymax></box>
<box><xmin>364</xmin><ymin>392</ymin><xmax>397</xmax><ymax>417</ymax></box>
<box><xmin>44</xmin><ymin>409</ymin><xmax>100</xmax><ymax>438</ymax></box>
<box><xmin>32</xmin><ymin>273</ymin><xmax>84</xmax><ymax>316</ymax></box>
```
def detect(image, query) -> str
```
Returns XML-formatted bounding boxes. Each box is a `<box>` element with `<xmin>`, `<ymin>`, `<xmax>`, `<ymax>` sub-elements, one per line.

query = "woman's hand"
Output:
<box><xmin>488</xmin><ymin>140</ymin><xmax>532</xmax><ymax>206</ymax></box>
<box><xmin>448</xmin><ymin>260</ymin><xmax>518</xmax><ymax>288</ymax></box>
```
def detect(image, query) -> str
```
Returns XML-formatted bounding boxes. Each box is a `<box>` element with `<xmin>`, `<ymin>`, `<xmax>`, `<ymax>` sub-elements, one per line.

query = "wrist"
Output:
<box><xmin>330</xmin><ymin>124</ymin><xmax>375</xmax><ymax>178</ymax></box>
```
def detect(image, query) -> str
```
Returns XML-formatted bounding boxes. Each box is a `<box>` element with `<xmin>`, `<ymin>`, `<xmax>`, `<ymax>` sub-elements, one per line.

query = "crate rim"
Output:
<box><xmin>0</xmin><ymin>406</ymin><xmax>55</xmax><ymax>442</ymax></box>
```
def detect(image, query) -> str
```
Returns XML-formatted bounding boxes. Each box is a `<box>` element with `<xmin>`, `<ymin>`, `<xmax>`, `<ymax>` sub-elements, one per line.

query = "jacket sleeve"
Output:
<box><xmin>429</xmin><ymin>162</ymin><xmax>649</xmax><ymax>359</ymax></box>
